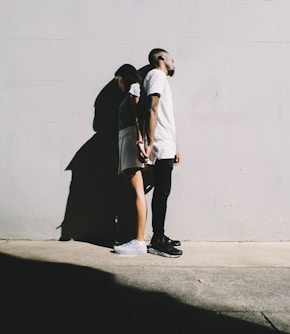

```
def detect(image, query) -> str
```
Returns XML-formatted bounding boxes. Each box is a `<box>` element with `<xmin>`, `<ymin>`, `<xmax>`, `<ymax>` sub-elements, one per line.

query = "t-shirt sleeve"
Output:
<box><xmin>144</xmin><ymin>71</ymin><xmax>164</xmax><ymax>96</ymax></box>
<box><xmin>129</xmin><ymin>83</ymin><xmax>141</xmax><ymax>97</ymax></box>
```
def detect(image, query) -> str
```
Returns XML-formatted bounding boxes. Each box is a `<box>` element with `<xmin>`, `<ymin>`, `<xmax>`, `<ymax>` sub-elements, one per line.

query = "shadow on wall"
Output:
<box><xmin>59</xmin><ymin>78</ymin><xmax>124</xmax><ymax>246</ymax></box>
<box><xmin>59</xmin><ymin>65</ymin><xmax>153</xmax><ymax>247</ymax></box>
<box><xmin>0</xmin><ymin>252</ymin><xmax>282</xmax><ymax>334</ymax></box>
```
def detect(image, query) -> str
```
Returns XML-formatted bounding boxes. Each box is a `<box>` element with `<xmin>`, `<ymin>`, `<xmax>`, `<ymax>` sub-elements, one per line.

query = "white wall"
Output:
<box><xmin>1</xmin><ymin>0</ymin><xmax>290</xmax><ymax>241</ymax></box>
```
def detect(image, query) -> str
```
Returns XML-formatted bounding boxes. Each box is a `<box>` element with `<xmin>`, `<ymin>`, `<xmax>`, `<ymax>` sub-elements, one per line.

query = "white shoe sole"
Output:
<box><xmin>114</xmin><ymin>247</ymin><xmax>147</xmax><ymax>256</ymax></box>
<box><xmin>114</xmin><ymin>250</ymin><xmax>147</xmax><ymax>255</ymax></box>
<box><xmin>147</xmin><ymin>246</ymin><xmax>182</xmax><ymax>258</ymax></box>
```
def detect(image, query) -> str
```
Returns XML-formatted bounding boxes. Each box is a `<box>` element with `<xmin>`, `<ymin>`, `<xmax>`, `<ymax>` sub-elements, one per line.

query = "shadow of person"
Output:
<box><xmin>138</xmin><ymin>64</ymin><xmax>152</xmax><ymax>81</ymax></box>
<box><xmin>59</xmin><ymin>79</ymin><xmax>125</xmax><ymax>247</ymax></box>
<box><xmin>59</xmin><ymin>65</ymin><xmax>154</xmax><ymax>247</ymax></box>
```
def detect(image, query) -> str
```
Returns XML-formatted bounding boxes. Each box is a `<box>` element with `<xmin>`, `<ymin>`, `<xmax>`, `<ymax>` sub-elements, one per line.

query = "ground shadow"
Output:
<box><xmin>59</xmin><ymin>66</ymin><xmax>154</xmax><ymax>247</ymax></box>
<box><xmin>0</xmin><ymin>252</ymin><xmax>283</xmax><ymax>334</ymax></box>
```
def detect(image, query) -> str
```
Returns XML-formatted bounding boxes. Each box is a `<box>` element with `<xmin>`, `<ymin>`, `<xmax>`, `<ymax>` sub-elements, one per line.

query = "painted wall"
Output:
<box><xmin>1</xmin><ymin>0</ymin><xmax>290</xmax><ymax>241</ymax></box>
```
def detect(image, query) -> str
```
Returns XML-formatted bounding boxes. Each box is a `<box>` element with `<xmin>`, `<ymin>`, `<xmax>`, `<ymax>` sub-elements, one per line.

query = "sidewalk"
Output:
<box><xmin>0</xmin><ymin>240</ymin><xmax>289</xmax><ymax>333</ymax></box>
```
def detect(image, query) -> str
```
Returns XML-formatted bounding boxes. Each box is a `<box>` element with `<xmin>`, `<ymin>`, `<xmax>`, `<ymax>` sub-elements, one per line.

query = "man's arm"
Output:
<box><xmin>145</xmin><ymin>94</ymin><xmax>159</xmax><ymax>158</ymax></box>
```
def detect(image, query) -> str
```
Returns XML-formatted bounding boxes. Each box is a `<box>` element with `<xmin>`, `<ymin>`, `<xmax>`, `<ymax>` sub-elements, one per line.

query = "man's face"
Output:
<box><xmin>164</xmin><ymin>53</ymin><xmax>175</xmax><ymax>77</ymax></box>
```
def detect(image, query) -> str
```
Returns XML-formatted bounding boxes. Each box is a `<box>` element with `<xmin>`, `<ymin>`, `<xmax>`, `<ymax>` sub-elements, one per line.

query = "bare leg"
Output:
<box><xmin>130</xmin><ymin>170</ymin><xmax>147</xmax><ymax>241</ymax></box>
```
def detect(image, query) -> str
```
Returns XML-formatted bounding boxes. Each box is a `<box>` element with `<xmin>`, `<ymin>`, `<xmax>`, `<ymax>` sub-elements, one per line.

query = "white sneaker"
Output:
<box><xmin>114</xmin><ymin>239</ymin><xmax>147</xmax><ymax>255</ymax></box>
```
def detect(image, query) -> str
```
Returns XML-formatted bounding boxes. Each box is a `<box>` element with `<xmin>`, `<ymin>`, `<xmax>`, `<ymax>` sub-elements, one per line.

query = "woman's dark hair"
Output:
<box><xmin>115</xmin><ymin>64</ymin><xmax>142</xmax><ymax>92</ymax></box>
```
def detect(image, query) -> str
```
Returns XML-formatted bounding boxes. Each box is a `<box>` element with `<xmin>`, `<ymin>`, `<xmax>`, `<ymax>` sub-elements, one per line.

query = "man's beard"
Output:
<box><xmin>168</xmin><ymin>69</ymin><xmax>175</xmax><ymax>77</ymax></box>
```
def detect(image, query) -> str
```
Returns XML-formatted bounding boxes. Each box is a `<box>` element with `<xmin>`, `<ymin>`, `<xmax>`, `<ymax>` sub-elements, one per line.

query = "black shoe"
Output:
<box><xmin>163</xmin><ymin>234</ymin><xmax>181</xmax><ymax>247</ymax></box>
<box><xmin>148</xmin><ymin>235</ymin><xmax>182</xmax><ymax>258</ymax></box>
<box><xmin>151</xmin><ymin>234</ymin><xmax>181</xmax><ymax>247</ymax></box>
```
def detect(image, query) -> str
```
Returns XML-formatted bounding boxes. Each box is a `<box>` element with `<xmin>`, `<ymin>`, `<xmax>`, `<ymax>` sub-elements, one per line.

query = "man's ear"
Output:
<box><xmin>158</xmin><ymin>54</ymin><xmax>165</xmax><ymax>60</ymax></box>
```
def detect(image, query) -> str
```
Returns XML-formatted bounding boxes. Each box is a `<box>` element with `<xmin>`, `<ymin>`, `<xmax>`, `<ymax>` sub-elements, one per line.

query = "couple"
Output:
<box><xmin>114</xmin><ymin>48</ymin><xmax>182</xmax><ymax>258</ymax></box>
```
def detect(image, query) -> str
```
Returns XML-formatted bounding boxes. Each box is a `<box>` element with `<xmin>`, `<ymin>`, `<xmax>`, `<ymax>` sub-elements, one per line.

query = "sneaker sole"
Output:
<box><xmin>114</xmin><ymin>249</ymin><xmax>147</xmax><ymax>255</ymax></box>
<box><xmin>147</xmin><ymin>246</ymin><xmax>182</xmax><ymax>258</ymax></box>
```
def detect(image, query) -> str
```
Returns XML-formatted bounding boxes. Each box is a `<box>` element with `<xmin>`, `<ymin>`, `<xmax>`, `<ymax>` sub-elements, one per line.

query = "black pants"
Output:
<box><xmin>152</xmin><ymin>159</ymin><xmax>174</xmax><ymax>236</ymax></box>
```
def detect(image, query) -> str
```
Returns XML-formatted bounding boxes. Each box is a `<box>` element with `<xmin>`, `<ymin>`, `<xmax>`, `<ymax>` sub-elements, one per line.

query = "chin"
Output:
<box><xmin>168</xmin><ymin>69</ymin><xmax>175</xmax><ymax>77</ymax></box>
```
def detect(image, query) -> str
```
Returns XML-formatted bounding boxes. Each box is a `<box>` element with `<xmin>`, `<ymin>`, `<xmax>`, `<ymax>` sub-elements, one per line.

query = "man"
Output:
<box><xmin>143</xmin><ymin>48</ymin><xmax>182</xmax><ymax>258</ymax></box>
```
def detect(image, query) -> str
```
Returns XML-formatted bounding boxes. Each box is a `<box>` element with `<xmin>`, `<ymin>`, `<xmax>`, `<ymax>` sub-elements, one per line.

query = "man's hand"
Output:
<box><xmin>144</xmin><ymin>145</ymin><xmax>153</xmax><ymax>163</ymax></box>
<box><xmin>174</xmin><ymin>150</ymin><xmax>180</xmax><ymax>165</ymax></box>
<box><xmin>137</xmin><ymin>141</ymin><xmax>148</xmax><ymax>163</ymax></box>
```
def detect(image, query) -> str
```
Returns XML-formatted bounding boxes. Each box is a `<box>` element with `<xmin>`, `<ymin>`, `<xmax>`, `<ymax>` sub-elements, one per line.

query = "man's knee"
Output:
<box><xmin>154</xmin><ymin>184</ymin><xmax>171</xmax><ymax>198</ymax></box>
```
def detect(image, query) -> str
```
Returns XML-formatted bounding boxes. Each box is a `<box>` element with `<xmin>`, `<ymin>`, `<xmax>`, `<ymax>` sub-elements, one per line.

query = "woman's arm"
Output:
<box><xmin>132</xmin><ymin>96</ymin><xmax>142</xmax><ymax>141</ymax></box>
<box><xmin>132</xmin><ymin>95</ymin><xmax>148</xmax><ymax>162</ymax></box>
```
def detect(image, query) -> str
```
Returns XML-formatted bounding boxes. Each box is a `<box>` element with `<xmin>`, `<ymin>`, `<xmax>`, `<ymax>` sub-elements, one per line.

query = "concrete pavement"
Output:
<box><xmin>0</xmin><ymin>240</ymin><xmax>289</xmax><ymax>333</ymax></box>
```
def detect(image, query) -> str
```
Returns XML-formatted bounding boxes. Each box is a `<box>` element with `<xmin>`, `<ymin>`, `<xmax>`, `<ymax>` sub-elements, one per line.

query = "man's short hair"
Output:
<box><xmin>148</xmin><ymin>48</ymin><xmax>168</xmax><ymax>65</ymax></box>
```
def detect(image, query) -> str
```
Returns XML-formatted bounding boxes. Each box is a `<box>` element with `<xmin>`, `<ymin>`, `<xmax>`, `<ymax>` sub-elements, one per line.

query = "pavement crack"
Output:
<box><xmin>262</xmin><ymin>312</ymin><xmax>280</xmax><ymax>332</ymax></box>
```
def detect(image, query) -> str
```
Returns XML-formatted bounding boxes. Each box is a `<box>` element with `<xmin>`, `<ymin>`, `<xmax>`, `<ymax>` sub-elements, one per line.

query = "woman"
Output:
<box><xmin>113</xmin><ymin>64</ymin><xmax>148</xmax><ymax>255</ymax></box>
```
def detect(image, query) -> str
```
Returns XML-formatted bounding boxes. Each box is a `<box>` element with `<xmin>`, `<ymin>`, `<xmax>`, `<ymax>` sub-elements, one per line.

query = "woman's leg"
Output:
<box><xmin>130</xmin><ymin>170</ymin><xmax>147</xmax><ymax>241</ymax></box>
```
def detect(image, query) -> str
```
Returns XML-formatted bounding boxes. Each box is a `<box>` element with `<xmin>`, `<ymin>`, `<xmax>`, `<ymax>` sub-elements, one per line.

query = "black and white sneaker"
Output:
<box><xmin>151</xmin><ymin>234</ymin><xmax>181</xmax><ymax>247</ymax></box>
<box><xmin>148</xmin><ymin>235</ymin><xmax>182</xmax><ymax>258</ymax></box>
<box><xmin>163</xmin><ymin>234</ymin><xmax>181</xmax><ymax>247</ymax></box>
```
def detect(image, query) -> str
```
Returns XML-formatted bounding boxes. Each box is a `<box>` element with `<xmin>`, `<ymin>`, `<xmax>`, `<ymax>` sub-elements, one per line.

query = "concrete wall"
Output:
<box><xmin>1</xmin><ymin>0</ymin><xmax>290</xmax><ymax>241</ymax></box>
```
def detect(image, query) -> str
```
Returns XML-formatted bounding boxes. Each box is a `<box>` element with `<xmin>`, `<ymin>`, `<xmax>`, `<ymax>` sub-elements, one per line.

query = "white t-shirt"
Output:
<box><xmin>143</xmin><ymin>68</ymin><xmax>176</xmax><ymax>162</ymax></box>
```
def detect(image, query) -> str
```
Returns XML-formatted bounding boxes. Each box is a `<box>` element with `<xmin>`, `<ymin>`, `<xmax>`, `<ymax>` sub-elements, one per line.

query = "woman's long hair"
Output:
<box><xmin>114</xmin><ymin>64</ymin><xmax>142</xmax><ymax>92</ymax></box>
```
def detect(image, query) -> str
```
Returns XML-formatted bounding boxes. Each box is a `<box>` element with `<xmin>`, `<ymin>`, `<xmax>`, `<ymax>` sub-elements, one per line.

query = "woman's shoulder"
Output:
<box><xmin>129</xmin><ymin>82</ymin><xmax>141</xmax><ymax>97</ymax></box>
